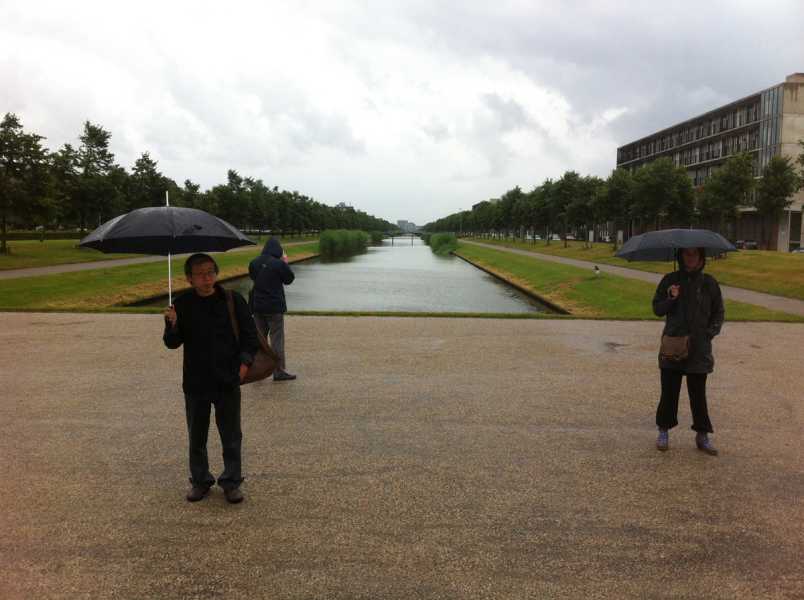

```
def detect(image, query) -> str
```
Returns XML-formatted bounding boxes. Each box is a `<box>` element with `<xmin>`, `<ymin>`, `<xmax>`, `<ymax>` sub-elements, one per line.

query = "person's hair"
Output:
<box><xmin>184</xmin><ymin>253</ymin><xmax>219</xmax><ymax>277</ymax></box>
<box><xmin>679</xmin><ymin>247</ymin><xmax>705</xmax><ymax>260</ymax></box>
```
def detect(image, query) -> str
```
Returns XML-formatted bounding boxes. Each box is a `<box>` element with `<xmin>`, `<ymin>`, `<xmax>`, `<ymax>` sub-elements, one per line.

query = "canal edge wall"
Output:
<box><xmin>452</xmin><ymin>252</ymin><xmax>571</xmax><ymax>315</ymax></box>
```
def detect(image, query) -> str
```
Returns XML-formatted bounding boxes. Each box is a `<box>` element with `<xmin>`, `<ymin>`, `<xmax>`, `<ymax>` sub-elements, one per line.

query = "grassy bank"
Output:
<box><xmin>468</xmin><ymin>237</ymin><xmax>804</xmax><ymax>301</ymax></box>
<box><xmin>319</xmin><ymin>230</ymin><xmax>369</xmax><ymax>258</ymax></box>
<box><xmin>0</xmin><ymin>243</ymin><xmax>319</xmax><ymax>311</ymax></box>
<box><xmin>0</xmin><ymin>239</ymin><xmax>143</xmax><ymax>270</ymax></box>
<box><xmin>0</xmin><ymin>235</ymin><xmax>319</xmax><ymax>271</ymax></box>
<box><xmin>455</xmin><ymin>243</ymin><xmax>804</xmax><ymax>322</ymax></box>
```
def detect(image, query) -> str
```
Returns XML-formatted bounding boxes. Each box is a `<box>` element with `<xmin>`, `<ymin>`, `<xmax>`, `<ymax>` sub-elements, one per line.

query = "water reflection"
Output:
<box><xmin>226</xmin><ymin>239</ymin><xmax>547</xmax><ymax>313</ymax></box>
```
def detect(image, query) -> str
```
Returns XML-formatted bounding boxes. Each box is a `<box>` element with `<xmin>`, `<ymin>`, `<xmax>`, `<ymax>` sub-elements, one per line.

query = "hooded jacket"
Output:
<box><xmin>652</xmin><ymin>250</ymin><xmax>725</xmax><ymax>374</ymax></box>
<box><xmin>249</xmin><ymin>238</ymin><xmax>295</xmax><ymax>314</ymax></box>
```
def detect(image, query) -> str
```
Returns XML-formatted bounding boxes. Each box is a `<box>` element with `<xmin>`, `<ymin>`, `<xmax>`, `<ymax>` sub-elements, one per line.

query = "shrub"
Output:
<box><xmin>319</xmin><ymin>229</ymin><xmax>370</xmax><ymax>258</ymax></box>
<box><xmin>427</xmin><ymin>232</ymin><xmax>458</xmax><ymax>256</ymax></box>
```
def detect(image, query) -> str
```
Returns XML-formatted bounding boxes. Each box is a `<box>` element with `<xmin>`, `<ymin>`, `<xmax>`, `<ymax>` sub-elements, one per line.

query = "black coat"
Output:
<box><xmin>249</xmin><ymin>238</ymin><xmax>295</xmax><ymax>314</ymax></box>
<box><xmin>652</xmin><ymin>265</ymin><xmax>724</xmax><ymax>374</ymax></box>
<box><xmin>163</xmin><ymin>284</ymin><xmax>258</xmax><ymax>394</ymax></box>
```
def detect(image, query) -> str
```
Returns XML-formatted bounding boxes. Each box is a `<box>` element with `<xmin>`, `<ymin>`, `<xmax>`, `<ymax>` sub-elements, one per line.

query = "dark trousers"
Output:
<box><xmin>184</xmin><ymin>387</ymin><xmax>243</xmax><ymax>490</ymax></box>
<box><xmin>254</xmin><ymin>313</ymin><xmax>286</xmax><ymax>374</ymax></box>
<box><xmin>656</xmin><ymin>369</ymin><xmax>713</xmax><ymax>433</ymax></box>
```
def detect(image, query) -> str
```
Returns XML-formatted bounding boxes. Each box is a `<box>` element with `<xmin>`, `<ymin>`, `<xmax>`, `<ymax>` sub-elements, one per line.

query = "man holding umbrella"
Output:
<box><xmin>164</xmin><ymin>253</ymin><xmax>259</xmax><ymax>503</ymax></box>
<box><xmin>80</xmin><ymin>201</ymin><xmax>260</xmax><ymax>501</ymax></box>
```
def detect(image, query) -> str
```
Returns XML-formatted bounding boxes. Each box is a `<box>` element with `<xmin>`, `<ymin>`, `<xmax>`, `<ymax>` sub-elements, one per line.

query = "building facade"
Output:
<box><xmin>616</xmin><ymin>73</ymin><xmax>804</xmax><ymax>251</ymax></box>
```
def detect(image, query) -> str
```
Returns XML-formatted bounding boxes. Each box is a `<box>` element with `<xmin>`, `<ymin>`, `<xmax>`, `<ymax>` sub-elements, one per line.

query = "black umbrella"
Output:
<box><xmin>615</xmin><ymin>228</ymin><xmax>737</xmax><ymax>262</ymax></box>
<box><xmin>80</xmin><ymin>202</ymin><xmax>255</xmax><ymax>304</ymax></box>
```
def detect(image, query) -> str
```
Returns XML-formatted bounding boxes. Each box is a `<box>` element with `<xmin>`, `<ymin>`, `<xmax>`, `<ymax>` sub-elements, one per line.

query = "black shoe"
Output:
<box><xmin>224</xmin><ymin>487</ymin><xmax>244</xmax><ymax>504</ymax></box>
<box><xmin>696</xmin><ymin>433</ymin><xmax>719</xmax><ymax>456</ymax></box>
<box><xmin>186</xmin><ymin>485</ymin><xmax>210</xmax><ymax>502</ymax></box>
<box><xmin>273</xmin><ymin>371</ymin><xmax>297</xmax><ymax>381</ymax></box>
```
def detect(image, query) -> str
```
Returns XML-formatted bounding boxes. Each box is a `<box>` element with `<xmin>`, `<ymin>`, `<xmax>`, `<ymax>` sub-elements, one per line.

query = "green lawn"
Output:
<box><xmin>455</xmin><ymin>243</ymin><xmax>804</xmax><ymax>322</ymax></box>
<box><xmin>0</xmin><ymin>235</ymin><xmax>319</xmax><ymax>271</ymax></box>
<box><xmin>0</xmin><ymin>239</ymin><xmax>142</xmax><ymax>270</ymax></box>
<box><xmin>470</xmin><ymin>237</ymin><xmax>804</xmax><ymax>301</ymax></box>
<box><xmin>0</xmin><ymin>243</ymin><xmax>319</xmax><ymax>311</ymax></box>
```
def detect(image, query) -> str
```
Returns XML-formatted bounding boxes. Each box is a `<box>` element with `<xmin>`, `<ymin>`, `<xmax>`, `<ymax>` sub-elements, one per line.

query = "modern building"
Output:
<box><xmin>397</xmin><ymin>220</ymin><xmax>419</xmax><ymax>233</ymax></box>
<box><xmin>616</xmin><ymin>73</ymin><xmax>804</xmax><ymax>251</ymax></box>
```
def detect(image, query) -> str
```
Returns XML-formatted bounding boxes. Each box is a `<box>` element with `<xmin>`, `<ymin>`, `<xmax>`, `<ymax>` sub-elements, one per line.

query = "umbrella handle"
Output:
<box><xmin>168</xmin><ymin>252</ymin><xmax>172</xmax><ymax>306</ymax></box>
<box><xmin>166</xmin><ymin>191</ymin><xmax>172</xmax><ymax>306</ymax></box>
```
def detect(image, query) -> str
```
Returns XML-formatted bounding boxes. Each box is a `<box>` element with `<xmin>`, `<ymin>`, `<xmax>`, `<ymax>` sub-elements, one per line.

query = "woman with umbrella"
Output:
<box><xmin>652</xmin><ymin>246</ymin><xmax>725</xmax><ymax>455</ymax></box>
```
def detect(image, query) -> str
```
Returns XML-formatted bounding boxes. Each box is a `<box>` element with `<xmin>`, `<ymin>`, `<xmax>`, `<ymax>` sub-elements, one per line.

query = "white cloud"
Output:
<box><xmin>2</xmin><ymin>0</ymin><xmax>801</xmax><ymax>224</ymax></box>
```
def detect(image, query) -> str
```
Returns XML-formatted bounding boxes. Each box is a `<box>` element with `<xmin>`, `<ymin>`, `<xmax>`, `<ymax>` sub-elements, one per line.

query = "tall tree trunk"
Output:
<box><xmin>1</xmin><ymin>210</ymin><xmax>7</xmax><ymax>254</ymax></box>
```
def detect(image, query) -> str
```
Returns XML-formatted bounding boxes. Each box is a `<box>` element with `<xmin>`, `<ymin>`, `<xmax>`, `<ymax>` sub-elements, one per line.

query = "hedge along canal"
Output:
<box><xmin>139</xmin><ymin>238</ymin><xmax>557</xmax><ymax>314</ymax></box>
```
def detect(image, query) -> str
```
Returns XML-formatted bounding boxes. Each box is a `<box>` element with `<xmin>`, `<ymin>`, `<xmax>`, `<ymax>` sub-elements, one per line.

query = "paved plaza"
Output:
<box><xmin>1</xmin><ymin>313</ymin><xmax>802</xmax><ymax>599</ymax></box>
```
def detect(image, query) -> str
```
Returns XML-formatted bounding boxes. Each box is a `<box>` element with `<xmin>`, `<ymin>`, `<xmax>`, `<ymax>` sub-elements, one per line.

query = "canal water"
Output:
<box><xmin>140</xmin><ymin>239</ymin><xmax>548</xmax><ymax>313</ymax></box>
<box><xmin>222</xmin><ymin>239</ymin><xmax>547</xmax><ymax>314</ymax></box>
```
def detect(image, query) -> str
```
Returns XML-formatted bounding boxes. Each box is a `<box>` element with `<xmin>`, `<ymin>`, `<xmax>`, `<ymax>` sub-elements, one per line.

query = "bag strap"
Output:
<box><xmin>225</xmin><ymin>288</ymin><xmax>240</xmax><ymax>341</ymax></box>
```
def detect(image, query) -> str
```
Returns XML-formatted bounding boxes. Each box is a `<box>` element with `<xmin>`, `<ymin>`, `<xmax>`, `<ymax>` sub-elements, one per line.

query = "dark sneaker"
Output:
<box><xmin>224</xmin><ymin>487</ymin><xmax>244</xmax><ymax>504</ymax></box>
<box><xmin>656</xmin><ymin>429</ymin><xmax>669</xmax><ymax>451</ymax></box>
<box><xmin>273</xmin><ymin>371</ymin><xmax>297</xmax><ymax>381</ymax></box>
<box><xmin>696</xmin><ymin>433</ymin><xmax>718</xmax><ymax>456</ymax></box>
<box><xmin>186</xmin><ymin>485</ymin><xmax>210</xmax><ymax>502</ymax></box>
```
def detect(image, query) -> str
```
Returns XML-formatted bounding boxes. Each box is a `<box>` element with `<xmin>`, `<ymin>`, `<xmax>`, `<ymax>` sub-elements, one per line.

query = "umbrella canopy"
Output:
<box><xmin>615</xmin><ymin>228</ymin><xmax>737</xmax><ymax>262</ymax></box>
<box><xmin>79</xmin><ymin>206</ymin><xmax>255</xmax><ymax>255</ymax></box>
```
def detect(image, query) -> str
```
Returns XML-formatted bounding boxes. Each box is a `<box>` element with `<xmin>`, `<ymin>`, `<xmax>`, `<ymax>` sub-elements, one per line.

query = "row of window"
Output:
<box><xmin>617</xmin><ymin>102</ymin><xmax>762</xmax><ymax>164</ymax></box>
<box><xmin>672</xmin><ymin>128</ymin><xmax>761</xmax><ymax>167</ymax></box>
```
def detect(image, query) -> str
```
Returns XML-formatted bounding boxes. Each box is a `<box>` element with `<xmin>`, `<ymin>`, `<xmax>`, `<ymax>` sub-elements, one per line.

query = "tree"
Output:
<box><xmin>632</xmin><ymin>157</ymin><xmax>694</xmax><ymax>231</ymax></box>
<box><xmin>49</xmin><ymin>143</ymin><xmax>80</xmax><ymax>228</ymax></box>
<box><xmin>754</xmin><ymin>156</ymin><xmax>801</xmax><ymax>249</ymax></box>
<box><xmin>552</xmin><ymin>171</ymin><xmax>582</xmax><ymax>247</ymax></box>
<box><xmin>697</xmin><ymin>153</ymin><xmax>754</xmax><ymax>236</ymax></box>
<box><xmin>127</xmin><ymin>152</ymin><xmax>168</xmax><ymax>210</ymax></box>
<box><xmin>0</xmin><ymin>113</ymin><xmax>50</xmax><ymax>253</ymax></box>
<box><xmin>73</xmin><ymin>122</ymin><xmax>122</xmax><ymax>230</ymax></box>
<box><xmin>600</xmin><ymin>168</ymin><xmax>633</xmax><ymax>249</ymax></box>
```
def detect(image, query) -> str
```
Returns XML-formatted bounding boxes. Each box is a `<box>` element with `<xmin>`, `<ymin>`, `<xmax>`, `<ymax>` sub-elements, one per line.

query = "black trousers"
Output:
<box><xmin>184</xmin><ymin>386</ymin><xmax>243</xmax><ymax>490</ymax></box>
<box><xmin>656</xmin><ymin>369</ymin><xmax>713</xmax><ymax>433</ymax></box>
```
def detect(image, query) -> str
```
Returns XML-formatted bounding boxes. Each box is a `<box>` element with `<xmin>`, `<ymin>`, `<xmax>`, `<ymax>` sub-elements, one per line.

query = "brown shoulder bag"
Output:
<box><xmin>660</xmin><ymin>334</ymin><xmax>689</xmax><ymax>361</ymax></box>
<box><xmin>225</xmin><ymin>289</ymin><xmax>279</xmax><ymax>384</ymax></box>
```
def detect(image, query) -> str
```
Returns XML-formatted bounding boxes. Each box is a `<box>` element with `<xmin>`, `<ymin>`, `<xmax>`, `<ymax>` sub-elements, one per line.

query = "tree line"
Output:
<box><xmin>424</xmin><ymin>144</ymin><xmax>804</xmax><ymax>250</ymax></box>
<box><xmin>0</xmin><ymin>113</ymin><xmax>394</xmax><ymax>253</ymax></box>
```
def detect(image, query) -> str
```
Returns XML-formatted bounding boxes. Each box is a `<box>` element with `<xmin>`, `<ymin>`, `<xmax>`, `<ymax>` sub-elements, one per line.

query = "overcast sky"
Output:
<box><xmin>2</xmin><ymin>0</ymin><xmax>802</xmax><ymax>224</ymax></box>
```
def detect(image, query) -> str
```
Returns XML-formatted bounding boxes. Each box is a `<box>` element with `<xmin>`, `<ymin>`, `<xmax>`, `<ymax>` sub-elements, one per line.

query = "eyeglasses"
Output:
<box><xmin>191</xmin><ymin>269</ymin><xmax>216</xmax><ymax>279</ymax></box>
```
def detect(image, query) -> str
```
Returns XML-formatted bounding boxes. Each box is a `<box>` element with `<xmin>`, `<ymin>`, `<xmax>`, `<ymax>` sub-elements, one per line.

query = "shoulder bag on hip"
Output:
<box><xmin>660</xmin><ymin>334</ymin><xmax>689</xmax><ymax>361</ymax></box>
<box><xmin>659</xmin><ymin>277</ymin><xmax>698</xmax><ymax>362</ymax></box>
<box><xmin>225</xmin><ymin>289</ymin><xmax>279</xmax><ymax>384</ymax></box>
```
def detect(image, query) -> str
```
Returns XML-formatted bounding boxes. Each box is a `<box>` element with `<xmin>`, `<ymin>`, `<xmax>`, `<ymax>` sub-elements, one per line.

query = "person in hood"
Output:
<box><xmin>652</xmin><ymin>247</ymin><xmax>724</xmax><ymax>455</ymax></box>
<box><xmin>249</xmin><ymin>237</ymin><xmax>296</xmax><ymax>381</ymax></box>
<box><xmin>163</xmin><ymin>253</ymin><xmax>258</xmax><ymax>504</ymax></box>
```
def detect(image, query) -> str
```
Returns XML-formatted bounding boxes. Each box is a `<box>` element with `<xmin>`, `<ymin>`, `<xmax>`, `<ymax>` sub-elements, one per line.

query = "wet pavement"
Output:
<box><xmin>2</xmin><ymin>313</ymin><xmax>802</xmax><ymax>599</ymax></box>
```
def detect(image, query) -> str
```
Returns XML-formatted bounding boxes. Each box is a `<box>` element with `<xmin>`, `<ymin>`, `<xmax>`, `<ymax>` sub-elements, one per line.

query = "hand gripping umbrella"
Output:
<box><xmin>615</xmin><ymin>228</ymin><xmax>737</xmax><ymax>262</ymax></box>
<box><xmin>79</xmin><ymin>193</ymin><xmax>255</xmax><ymax>304</ymax></box>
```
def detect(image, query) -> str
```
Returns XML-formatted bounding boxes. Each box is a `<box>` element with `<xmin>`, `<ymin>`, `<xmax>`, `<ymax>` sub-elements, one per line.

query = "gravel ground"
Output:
<box><xmin>1</xmin><ymin>313</ymin><xmax>802</xmax><ymax>600</ymax></box>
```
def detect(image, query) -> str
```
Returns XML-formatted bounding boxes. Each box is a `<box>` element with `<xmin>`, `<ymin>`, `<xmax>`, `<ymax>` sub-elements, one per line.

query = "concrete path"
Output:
<box><xmin>0</xmin><ymin>240</ymin><xmax>315</xmax><ymax>281</ymax></box>
<box><xmin>464</xmin><ymin>240</ymin><xmax>804</xmax><ymax>317</ymax></box>
<box><xmin>2</xmin><ymin>312</ymin><xmax>802</xmax><ymax>599</ymax></box>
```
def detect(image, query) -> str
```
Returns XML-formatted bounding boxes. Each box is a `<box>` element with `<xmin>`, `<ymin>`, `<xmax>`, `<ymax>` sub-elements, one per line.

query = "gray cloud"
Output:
<box><xmin>1</xmin><ymin>0</ymin><xmax>802</xmax><ymax>224</ymax></box>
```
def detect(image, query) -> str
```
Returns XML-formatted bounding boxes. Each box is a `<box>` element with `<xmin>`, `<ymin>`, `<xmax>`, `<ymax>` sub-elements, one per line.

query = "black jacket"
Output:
<box><xmin>249</xmin><ymin>238</ymin><xmax>295</xmax><ymax>314</ymax></box>
<box><xmin>652</xmin><ymin>259</ymin><xmax>725</xmax><ymax>374</ymax></box>
<box><xmin>163</xmin><ymin>284</ymin><xmax>258</xmax><ymax>393</ymax></box>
